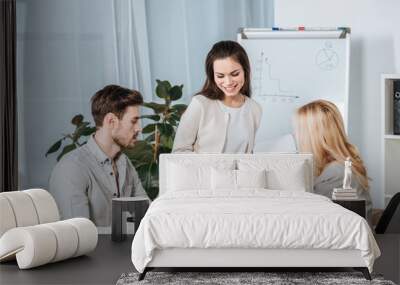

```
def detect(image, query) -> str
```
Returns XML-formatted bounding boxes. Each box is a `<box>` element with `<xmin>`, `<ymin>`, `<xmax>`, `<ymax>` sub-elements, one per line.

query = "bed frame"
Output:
<box><xmin>139</xmin><ymin>248</ymin><xmax>371</xmax><ymax>280</ymax></box>
<box><xmin>138</xmin><ymin>154</ymin><xmax>372</xmax><ymax>281</ymax></box>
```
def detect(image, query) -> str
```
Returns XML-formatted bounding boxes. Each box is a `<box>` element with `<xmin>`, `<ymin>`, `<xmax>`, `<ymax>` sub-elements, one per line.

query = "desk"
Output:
<box><xmin>112</xmin><ymin>197</ymin><xmax>149</xmax><ymax>242</ymax></box>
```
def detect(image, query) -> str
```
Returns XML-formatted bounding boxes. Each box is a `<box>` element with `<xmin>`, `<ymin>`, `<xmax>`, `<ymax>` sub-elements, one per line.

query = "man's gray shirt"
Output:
<box><xmin>49</xmin><ymin>136</ymin><xmax>146</xmax><ymax>226</ymax></box>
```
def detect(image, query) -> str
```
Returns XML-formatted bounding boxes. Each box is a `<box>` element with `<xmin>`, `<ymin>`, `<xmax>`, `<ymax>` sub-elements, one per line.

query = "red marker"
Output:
<box><xmin>298</xmin><ymin>26</ymin><xmax>305</xmax><ymax>31</ymax></box>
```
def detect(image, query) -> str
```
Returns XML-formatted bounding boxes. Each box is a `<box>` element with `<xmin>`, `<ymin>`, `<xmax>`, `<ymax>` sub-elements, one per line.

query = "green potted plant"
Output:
<box><xmin>125</xmin><ymin>80</ymin><xmax>187</xmax><ymax>199</ymax></box>
<box><xmin>46</xmin><ymin>80</ymin><xmax>187</xmax><ymax>200</ymax></box>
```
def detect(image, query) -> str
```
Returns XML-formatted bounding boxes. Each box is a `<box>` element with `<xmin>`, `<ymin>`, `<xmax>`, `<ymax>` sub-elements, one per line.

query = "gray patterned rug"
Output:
<box><xmin>116</xmin><ymin>271</ymin><xmax>396</xmax><ymax>285</ymax></box>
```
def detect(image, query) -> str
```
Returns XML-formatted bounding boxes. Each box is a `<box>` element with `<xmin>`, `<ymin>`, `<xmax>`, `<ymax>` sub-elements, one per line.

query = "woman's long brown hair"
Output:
<box><xmin>196</xmin><ymin>41</ymin><xmax>251</xmax><ymax>100</ymax></box>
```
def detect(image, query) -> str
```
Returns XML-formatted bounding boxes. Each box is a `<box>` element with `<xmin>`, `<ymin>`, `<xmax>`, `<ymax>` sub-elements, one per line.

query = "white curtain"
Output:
<box><xmin>16</xmin><ymin>0</ymin><xmax>273</xmax><ymax>189</ymax></box>
<box><xmin>112</xmin><ymin>0</ymin><xmax>153</xmax><ymax>100</ymax></box>
<box><xmin>144</xmin><ymin>0</ymin><xmax>274</xmax><ymax>101</ymax></box>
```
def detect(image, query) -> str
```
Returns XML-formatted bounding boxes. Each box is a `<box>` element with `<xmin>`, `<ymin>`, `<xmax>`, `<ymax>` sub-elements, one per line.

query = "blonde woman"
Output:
<box><xmin>294</xmin><ymin>100</ymin><xmax>372</xmax><ymax>223</ymax></box>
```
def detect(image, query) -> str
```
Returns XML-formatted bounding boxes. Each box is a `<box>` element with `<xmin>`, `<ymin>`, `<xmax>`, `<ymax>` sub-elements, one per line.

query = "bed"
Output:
<box><xmin>131</xmin><ymin>153</ymin><xmax>380</xmax><ymax>280</ymax></box>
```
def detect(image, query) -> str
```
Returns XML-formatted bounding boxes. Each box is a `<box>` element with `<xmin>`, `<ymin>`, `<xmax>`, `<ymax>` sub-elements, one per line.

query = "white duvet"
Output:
<box><xmin>131</xmin><ymin>190</ymin><xmax>380</xmax><ymax>273</ymax></box>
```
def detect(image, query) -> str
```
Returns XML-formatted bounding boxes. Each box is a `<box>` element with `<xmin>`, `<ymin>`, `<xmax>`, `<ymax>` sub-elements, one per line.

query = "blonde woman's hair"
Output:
<box><xmin>294</xmin><ymin>100</ymin><xmax>369</xmax><ymax>190</ymax></box>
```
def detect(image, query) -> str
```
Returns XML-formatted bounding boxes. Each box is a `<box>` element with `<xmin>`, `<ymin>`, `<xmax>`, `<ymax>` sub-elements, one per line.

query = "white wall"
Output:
<box><xmin>275</xmin><ymin>0</ymin><xmax>400</xmax><ymax>208</ymax></box>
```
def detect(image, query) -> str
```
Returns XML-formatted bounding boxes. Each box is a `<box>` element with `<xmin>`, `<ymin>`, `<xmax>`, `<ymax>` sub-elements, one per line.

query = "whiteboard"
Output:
<box><xmin>238</xmin><ymin>28</ymin><xmax>350</xmax><ymax>146</ymax></box>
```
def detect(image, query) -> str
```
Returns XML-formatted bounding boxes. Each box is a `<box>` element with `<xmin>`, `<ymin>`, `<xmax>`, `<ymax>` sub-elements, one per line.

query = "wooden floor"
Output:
<box><xmin>0</xmin><ymin>234</ymin><xmax>398</xmax><ymax>285</ymax></box>
<box><xmin>0</xmin><ymin>235</ymin><xmax>134</xmax><ymax>285</ymax></box>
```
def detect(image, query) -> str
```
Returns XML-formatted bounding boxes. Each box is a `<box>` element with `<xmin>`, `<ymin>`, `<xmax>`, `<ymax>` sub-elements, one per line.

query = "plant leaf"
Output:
<box><xmin>146</xmin><ymin>186</ymin><xmax>159</xmax><ymax>200</ymax></box>
<box><xmin>156</xmin><ymin>79</ymin><xmax>171</xmax><ymax>89</ymax></box>
<box><xmin>143</xmin><ymin>102</ymin><xmax>167</xmax><ymax>114</ymax></box>
<box><xmin>142</xmin><ymin>123</ymin><xmax>156</xmax><ymax>134</ymax></box>
<box><xmin>155</xmin><ymin>80</ymin><xmax>170</xmax><ymax>99</ymax></box>
<box><xmin>144</xmin><ymin>133</ymin><xmax>155</xmax><ymax>142</ymax></box>
<box><xmin>157</xmin><ymin>123</ymin><xmax>174</xmax><ymax>136</ymax></box>
<box><xmin>170</xmin><ymin>113</ymin><xmax>180</xmax><ymax>120</ymax></box>
<box><xmin>166</xmin><ymin>117</ymin><xmax>177</xmax><ymax>126</ymax></box>
<box><xmin>171</xmin><ymin>104</ymin><xmax>187</xmax><ymax>116</ymax></box>
<box><xmin>169</xmin><ymin>85</ymin><xmax>183</xmax><ymax>101</ymax></box>
<box><xmin>166</xmin><ymin>112</ymin><xmax>180</xmax><ymax>126</ymax></box>
<box><xmin>73</xmin><ymin>123</ymin><xmax>93</xmax><ymax>141</ymax></box>
<box><xmin>71</xmin><ymin>114</ymin><xmax>84</xmax><ymax>126</ymax></box>
<box><xmin>81</xmin><ymin>126</ymin><xmax>96</xmax><ymax>136</ymax></box>
<box><xmin>140</xmin><ymin>114</ymin><xmax>160</xmax><ymax>121</ymax></box>
<box><xmin>162</xmin><ymin>80</ymin><xmax>172</xmax><ymax>90</ymax></box>
<box><xmin>45</xmin><ymin>139</ymin><xmax>63</xmax><ymax>157</ymax></box>
<box><xmin>158</xmin><ymin>145</ymin><xmax>172</xmax><ymax>154</ymax></box>
<box><xmin>56</xmin><ymin>143</ymin><xmax>77</xmax><ymax>161</ymax></box>
<box><xmin>160</xmin><ymin>135</ymin><xmax>174</xmax><ymax>149</ymax></box>
<box><xmin>79</xmin><ymin>121</ymin><xmax>91</xmax><ymax>127</ymax></box>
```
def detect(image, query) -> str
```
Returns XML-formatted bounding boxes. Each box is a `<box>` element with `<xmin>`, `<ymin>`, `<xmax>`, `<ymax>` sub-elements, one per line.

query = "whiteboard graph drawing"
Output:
<box><xmin>252</xmin><ymin>52</ymin><xmax>299</xmax><ymax>103</ymax></box>
<box><xmin>238</xmin><ymin>29</ymin><xmax>350</xmax><ymax>140</ymax></box>
<box><xmin>315</xmin><ymin>41</ymin><xmax>339</xmax><ymax>71</ymax></box>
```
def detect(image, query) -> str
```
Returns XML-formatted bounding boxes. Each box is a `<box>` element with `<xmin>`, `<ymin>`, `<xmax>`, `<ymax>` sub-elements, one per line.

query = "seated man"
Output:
<box><xmin>49</xmin><ymin>85</ymin><xmax>147</xmax><ymax>226</ymax></box>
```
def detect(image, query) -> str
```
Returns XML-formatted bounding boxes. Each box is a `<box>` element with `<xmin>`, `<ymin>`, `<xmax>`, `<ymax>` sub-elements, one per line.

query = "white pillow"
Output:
<box><xmin>211</xmin><ymin>168</ymin><xmax>267</xmax><ymax>190</ymax></box>
<box><xmin>167</xmin><ymin>159</ymin><xmax>235</xmax><ymax>192</ymax></box>
<box><xmin>237</xmin><ymin>159</ymin><xmax>307</xmax><ymax>191</ymax></box>
<box><xmin>168</xmin><ymin>162</ymin><xmax>209</xmax><ymax>191</ymax></box>
<box><xmin>211</xmin><ymin>168</ymin><xmax>236</xmax><ymax>190</ymax></box>
<box><xmin>237</xmin><ymin>169</ymin><xmax>267</xmax><ymax>189</ymax></box>
<box><xmin>267</xmin><ymin>162</ymin><xmax>306</xmax><ymax>191</ymax></box>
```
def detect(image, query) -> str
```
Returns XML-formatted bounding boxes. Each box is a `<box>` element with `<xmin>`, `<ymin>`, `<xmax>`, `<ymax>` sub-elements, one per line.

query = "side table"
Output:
<box><xmin>112</xmin><ymin>197</ymin><xmax>149</xmax><ymax>242</ymax></box>
<box><xmin>333</xmin><ymin>199</ymin><xmax>366</xmax><ymax>218</ymax></box>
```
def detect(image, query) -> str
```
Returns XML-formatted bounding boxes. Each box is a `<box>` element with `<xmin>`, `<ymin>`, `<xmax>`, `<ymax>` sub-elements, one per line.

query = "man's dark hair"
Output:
<box><xmin>91</xmin><ymin>84</ymin><xmax>143</xmax><ymax>127</ymax></box>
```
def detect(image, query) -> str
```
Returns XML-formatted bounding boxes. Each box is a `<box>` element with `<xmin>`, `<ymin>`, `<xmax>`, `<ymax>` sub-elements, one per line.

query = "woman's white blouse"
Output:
<box><xmin>218</xmin><ymin>100</ymin><xmax>249</xmax><ymax>153</ymax></box>
<box><xmin>172</xmin><ymin>94</ymin><xmax>262</xmax><ymax>153</ymax></box>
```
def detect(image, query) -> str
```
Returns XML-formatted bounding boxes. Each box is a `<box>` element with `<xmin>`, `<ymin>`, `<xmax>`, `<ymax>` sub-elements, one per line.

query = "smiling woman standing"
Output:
<box><xmin>173</xmin><ymin>41</ymin><xmax>262</xmax><ymax>153</ymax></box>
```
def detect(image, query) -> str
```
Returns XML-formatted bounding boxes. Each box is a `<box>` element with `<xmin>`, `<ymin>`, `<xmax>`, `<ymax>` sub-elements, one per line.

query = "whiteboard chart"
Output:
<box><xmin>238</xmin><ymin>29</ymin><xmax>350</xmax><ymax>145</ymax></box>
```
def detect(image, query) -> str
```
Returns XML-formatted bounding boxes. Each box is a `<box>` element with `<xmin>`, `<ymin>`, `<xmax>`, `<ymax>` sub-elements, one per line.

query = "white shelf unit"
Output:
<box><xmin>381</xmin><ymin>74</ymin><xmax>400</xmax><ymax>206</ymax></box>
<box><xmin>384</xmin><ymin>135</ymin><xmax>400</xmax><ymax>140</ymax></box>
